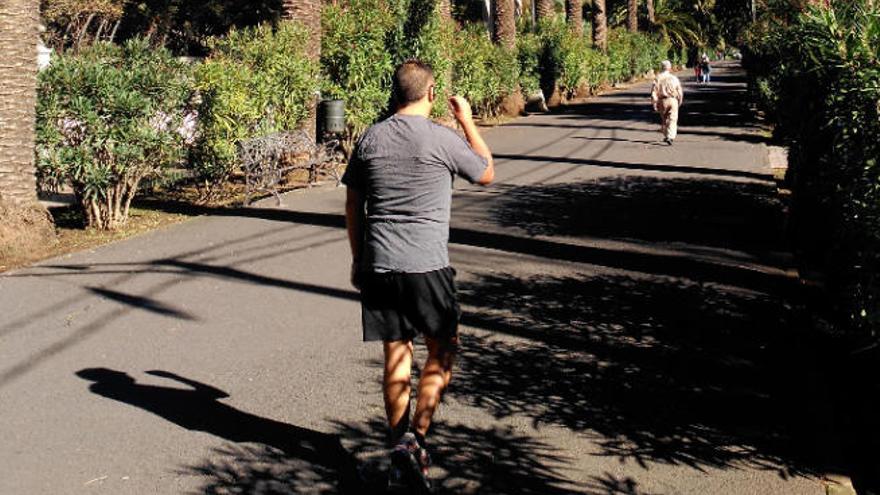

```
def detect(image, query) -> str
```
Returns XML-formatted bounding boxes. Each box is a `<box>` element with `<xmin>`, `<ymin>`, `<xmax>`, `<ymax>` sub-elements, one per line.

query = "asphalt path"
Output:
<box><xmin>1</xmin><ymin>62</ymin><xmax>835</xmax><ymax>494</ymax></box>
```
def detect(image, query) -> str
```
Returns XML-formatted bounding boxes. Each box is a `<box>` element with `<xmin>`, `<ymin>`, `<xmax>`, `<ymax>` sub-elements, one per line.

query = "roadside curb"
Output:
<box><xmin>767</xmin><ymin>144</ymin><xmax>789</xmax><ymax>180</ymax></box>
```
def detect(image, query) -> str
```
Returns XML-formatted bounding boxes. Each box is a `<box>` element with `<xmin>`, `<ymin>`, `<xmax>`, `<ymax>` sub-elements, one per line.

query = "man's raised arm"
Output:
<box><xmin>449</xmin><ymin>96</ymin><xmax>494</xmax><ymax>185</ymax></box>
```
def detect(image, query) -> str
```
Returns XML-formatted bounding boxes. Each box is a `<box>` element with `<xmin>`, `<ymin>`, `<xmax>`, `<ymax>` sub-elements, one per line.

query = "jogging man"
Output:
<box><xmin>343</xmin><ymin>60</ymin><xmax>494</xmax><ymax>491</ymax></box>
<box><xmin>651</xmin><ymin>60</ymin><xmax>684</xmax><ymax>145</ymax></box>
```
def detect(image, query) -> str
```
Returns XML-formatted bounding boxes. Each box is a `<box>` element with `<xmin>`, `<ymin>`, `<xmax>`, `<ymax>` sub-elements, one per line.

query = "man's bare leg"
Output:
<box><xmin>413</xmin><ymin>336</ymin><xmax>456</xmax><ymax>438</ymax></box>
<box><xmin>383</xmin><ymin>340</ymin><xmax>414</xmax><ymax>442</ymax></box>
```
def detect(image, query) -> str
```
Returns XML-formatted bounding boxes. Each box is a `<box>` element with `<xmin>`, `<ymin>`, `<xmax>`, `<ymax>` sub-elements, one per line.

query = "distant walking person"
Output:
<box><xmin>651</xmin><ymin>60</ymin><xmax>684</xmax><ymax>145</ymax></box>
<box><xmin>343</xmin><ymin>60</ymin><xmax>494</xmax><ymax>492</ymax></box>
<box><xmin>700</xmin><ymin>53</ymin><xmax>712</xmax><ymax>84</ymax></box>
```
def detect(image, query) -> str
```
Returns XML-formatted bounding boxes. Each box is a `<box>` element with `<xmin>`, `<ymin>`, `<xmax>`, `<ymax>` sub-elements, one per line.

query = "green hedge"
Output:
<box><xmin>744</xmin><ymin>0</ymin><xmax>880</xmax><ymax>341</ymax></box>
<box><xmin>321</xmin><ymin>0</ymin><xmax>395</xmax><ymax>137</ymax></box>
<box><xmin>451</xmin><ymin>25</ymin><xmax>520</xmax><ymax>117</ymax></box>
<box><xmin>36</xmin><ymin>39</ymin><xmax>192</xmax><ymax>229</ymax></box>
<box><xmin>36</xmin><ymin>3</ymin><xmax>678</xmax><ymax>227</ymax></box>
<box><xmin>194</xmin><ymin>22</ymin><xmax>319</xmax><ymax>186</ymax></box>
<box><xmin>321</xmin><ymin>5</ymin><xmax>675</xmax><ymax>123</ymax></box>
<box><xmin>321</xmin><ymin>0</ymin><xmax>453</xmax><ymax>134</ymax></box>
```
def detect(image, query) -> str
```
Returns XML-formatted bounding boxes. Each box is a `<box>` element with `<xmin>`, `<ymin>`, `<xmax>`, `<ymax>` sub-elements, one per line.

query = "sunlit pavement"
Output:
<box><xmin>1</xmin><ymin>62</ymin><xmax>834</xmax><ymax>494</ymax></box>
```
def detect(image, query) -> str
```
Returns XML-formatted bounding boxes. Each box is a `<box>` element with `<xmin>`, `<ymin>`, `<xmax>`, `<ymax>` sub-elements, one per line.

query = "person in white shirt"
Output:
<box><xmin>651</xmin><ymin>60</ymin><xmax>684</xmax><ymax>145</ymax></box>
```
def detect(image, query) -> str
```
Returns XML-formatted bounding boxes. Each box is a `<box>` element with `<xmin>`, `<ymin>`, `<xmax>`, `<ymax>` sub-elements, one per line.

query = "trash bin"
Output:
<box><xmin>319</xmin><ymin>99</ymin><xmax>346</xmax><ymax>137</ymax></box>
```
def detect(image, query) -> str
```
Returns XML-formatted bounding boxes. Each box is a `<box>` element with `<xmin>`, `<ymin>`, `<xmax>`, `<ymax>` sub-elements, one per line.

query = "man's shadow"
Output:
<box><xmin>76</xmin><ymin>368</ymin><xmax>359</xmax><ymax>492</ymax></box>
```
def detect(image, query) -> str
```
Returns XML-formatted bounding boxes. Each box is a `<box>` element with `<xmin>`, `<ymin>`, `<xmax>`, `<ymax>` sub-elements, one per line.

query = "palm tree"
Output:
<box><xmin>651</xmin><ymin>0</ymin><xmax>701</xmax><ymax>48</ymax></box>
<box><xmin>536</xmin><ymin>0</ymin><xmax>555</xmax><ymax>21</ymax></box>
<box><xmin>566</xmin><ymin>0</ymin><xmax>583</xmax><ymax>36</ymax></box>
<box><xmin>0</xmin><ymin>0</ymin><xmax>55</xmax><ymax>253</ymax></box>
<box><xmin>493</xmin><ymin>0</ymin><xmax>516</xmax><ymax>49</ymax></box>
<box><xmin>592</xmin><ymin>0</ymin><xmax>608</xmax><ymax>51</ymax></box>
<box><xmin>281</xmin><ymin>0</ymin><xmax>321</xmax><ymax>139</ymax></box>
<box><xmin>628</xmin><ymin>0</ymin><xmax>638</xmax><ymax>31</ymax></box>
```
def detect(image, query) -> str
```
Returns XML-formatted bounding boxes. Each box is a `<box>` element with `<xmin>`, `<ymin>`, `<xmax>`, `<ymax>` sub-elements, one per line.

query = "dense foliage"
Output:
<box><xmin>743</xmin><ymin>0</ymin><xmax>880</xmax><ymax>341</ymax></box>
<box><xmin>450</xmin><ymin>25</ymin><xmax>520</xmax><ymax>116</ymax></box>
<box><xmin>41</xmin><ymin>0</ymin><xmax>282</xmax><ymax>54</ymax></box>
<box><xmin>36</xmin><ymin>1</ymin><xmax>681</xmax><ymax>230</ymax></box>
<box><xmin>35</xmin><ymin>39</ymin><xmax>192</xmax><ymax>229</ymax></box>
<box><xmin>321</xmin><ymin>0</ymin><xmax>395</xmax><ymax>138</ymax></box>
<box><xmin>320</xmin><ymin>0</ymin><xmax>452</xmax><ymax>141</ymax></box>
<box><xmin>194</xmin><ymin>23</ymin><xmax>319</xmax><ymax>187</ymax></box>
<box><xmin>320</xmin><ymin>1</ymin><xmax>677</xmax><ymax>127</ymax></box>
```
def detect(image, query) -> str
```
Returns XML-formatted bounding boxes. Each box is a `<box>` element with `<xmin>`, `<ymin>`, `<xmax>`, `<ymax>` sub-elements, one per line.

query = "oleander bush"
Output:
<box><xmin>606</xmin><ymin>29</ymin><xmax>670</xmax><ymax>84</ymax></box>
<box><xmin>386</xmin><ymin>0</ymin><xmax>454</xmax><ymax>117</ymax></box>
<box><xmin>321</xmin><ymin>0</ymin><xmax>453</xmax><ymax>139</ymax></box>
<box><xmin>35</xmin><ymin>1</ymin><xmax>680</xmax><ymax>223</ymax></box>
<box><xmin>320</xmin><ymin>3</ymin><xmax>674</xmax><ymax>124</ymax></box>
<box><xmin>518</xmin><ymin>21</ymin><xmax>668</xmax><ymax>102</ymax></box>
<box><xmin>744</xmin><ymin>0</ymin><xmax>880</xmax><ymax>342</ymax></box>
<box><xmin>516</xmin><ymin>32</ymin><xmax>543</xmax><ymax>97</ymax></box>
<box><xmin>193</xmin><ymin>22</ymin><xmax>319</xmax><ymax>187</ymax></box>
<box><xmin>35</xmin><ymin>38</ymin><xmax>192</xmax><ymax>229</ymax></box>
<box><xmin>451</xmin><ymin>24</ymin><xmax>520</xmax><ymax>117</ymax></box>
<box><xmin>321</xmin><ymin>0</ymin><xmax>395</xmax><ymax>138</ymax></box>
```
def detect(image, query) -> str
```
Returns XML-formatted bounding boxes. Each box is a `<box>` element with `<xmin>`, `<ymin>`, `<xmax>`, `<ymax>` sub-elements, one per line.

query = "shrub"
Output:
<box><xmin>386</xmin><ymin>0</ymin><xmax>454</xmax><ymax>117</ymax></box>
<box><xmin>450</xmin><ymin>24</ymin><xmax>520</xmax><ymax>117</ymax></box>
<box><xmin>36</xmin><ymin>38</ymin><xmax>192</xmax><ymax>230</ymax></box>
<box><xmin>744</xmin><ymin>0</ymin><xmax>880</xmax><ymax>342</ymax></box>
<box><xmin>517</xmin><ymin>32</ymin><xmax>543</xmax><ymax>97</ymax></box>
<box><xmin>194</xmin><ymin>22</ymin><xmax>320</xmax><ymax>187</ymax></box>
<box><xmin>321</xmin><ymin>0</ymin><xmax>454</xmax><ymax>147</ymax></box>
<box><xmin>321</xmin><ymin>0</ymin><xmax>395</xmax><ymax>138</ymax></box>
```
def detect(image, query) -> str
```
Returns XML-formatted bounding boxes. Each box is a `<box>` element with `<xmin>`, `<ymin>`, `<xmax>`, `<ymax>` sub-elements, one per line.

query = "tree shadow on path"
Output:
<box><xmin>490</xmin><ymin>176</ymin><xmax>786</xmax><ymax>259</ymax></box>
<box><xmin>76</xmin><ymin>368</ymin><xmax>359</xmax><ymax>494</ymax></box>
<box><xmin>454</xmin><ymin>270</ymin><xmax>832</xmax><ymax>480</ymax></box>
<box><xmin>76</xmin><ymin>368</ymin><xmax>585</xmax><ymax>494</ymax></box>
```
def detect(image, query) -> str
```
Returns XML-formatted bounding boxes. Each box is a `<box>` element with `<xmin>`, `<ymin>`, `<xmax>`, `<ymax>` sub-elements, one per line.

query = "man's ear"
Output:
<box><xmin>427</xmin><ymin>84</ymin><xmax>436</xmax><ymax>103</ymax></box>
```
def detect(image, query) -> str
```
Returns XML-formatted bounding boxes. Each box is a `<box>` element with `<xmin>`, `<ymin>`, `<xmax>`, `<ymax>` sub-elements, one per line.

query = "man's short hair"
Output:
<box><xmin>661</xmin><ymin>60</ymin><xmax>672</xmax><ymax>71</ymax></box>
<box><xmin>392</xmin><ymin>60</ymin><xmax>435</xmax><ymax>105</ymax></box>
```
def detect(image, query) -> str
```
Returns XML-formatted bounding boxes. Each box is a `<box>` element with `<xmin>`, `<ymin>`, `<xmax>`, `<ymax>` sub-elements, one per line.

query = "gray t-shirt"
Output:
<box><xmin>342</xmin><ymin>114</ymin><xmax>488</xmax><ymax>273</ymax></box>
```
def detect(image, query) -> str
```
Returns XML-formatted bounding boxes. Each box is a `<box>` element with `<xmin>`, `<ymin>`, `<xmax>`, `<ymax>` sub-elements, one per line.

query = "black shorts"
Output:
<box><xmin>359</xmin><ymin>267</ymin><xmax>461</xmax><ymax>342</ymax></box>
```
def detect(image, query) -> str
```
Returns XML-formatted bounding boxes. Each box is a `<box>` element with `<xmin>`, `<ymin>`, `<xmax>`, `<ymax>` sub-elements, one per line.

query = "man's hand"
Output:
<box><xmin>449</xmin><ymin>95</ymin><xmax>473</xmax><ymax>125</ymax></box>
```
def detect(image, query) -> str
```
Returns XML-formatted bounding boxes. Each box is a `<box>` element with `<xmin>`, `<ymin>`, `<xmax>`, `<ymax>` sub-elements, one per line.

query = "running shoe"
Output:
<box><xmin>390</xmin><ymin>432</ymin><xmax>433</xmax><ymax>494</ymax></box>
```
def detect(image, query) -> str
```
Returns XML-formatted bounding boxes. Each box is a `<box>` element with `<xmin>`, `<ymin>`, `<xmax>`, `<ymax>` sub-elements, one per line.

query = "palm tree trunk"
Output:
<box><xmin>592</xmin><ymin>0</ymin><xmax>607</xmax><ymax>51</ymax></box>
<box><xmin>646</xmin><ymin>0</ymin><xmax>654</xmax><ymax>24</ymax></box>
<box><xmin>535</xmin><ymin>0</ymin><xmax>554</xmax><ymax>22</ymax></box>
<box><xmin>566</xmin><ymin>0</ymin><xmax>583</xmax><ymax>36</ymax></box>
<box><xmin>1</xmin><ymin>0</ymin><xmax>43</xmax><ymax>206</ymax></box>
<box><xmin>282</xmin><ymin>0</ymin><xmax>322</xmax><ymax>140</ymax></box>
<box><xmin>0</xmin><ymin>0</ymin><xmax>55</xmax><ymax>253</ymax></box>
<box><xmin>493</xmin><ymin>0</ymin><xmax>516</xmax><ymax>49</ymax></box>
<box><xmin>628</xmin><ymin>0</ymin><xmax>638</xmax><ymax>32</ymax></box>
<box><xmin>439</xmin><ymin>0</ymin><xmax>452</xmax><ymax>21</ymax></box>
